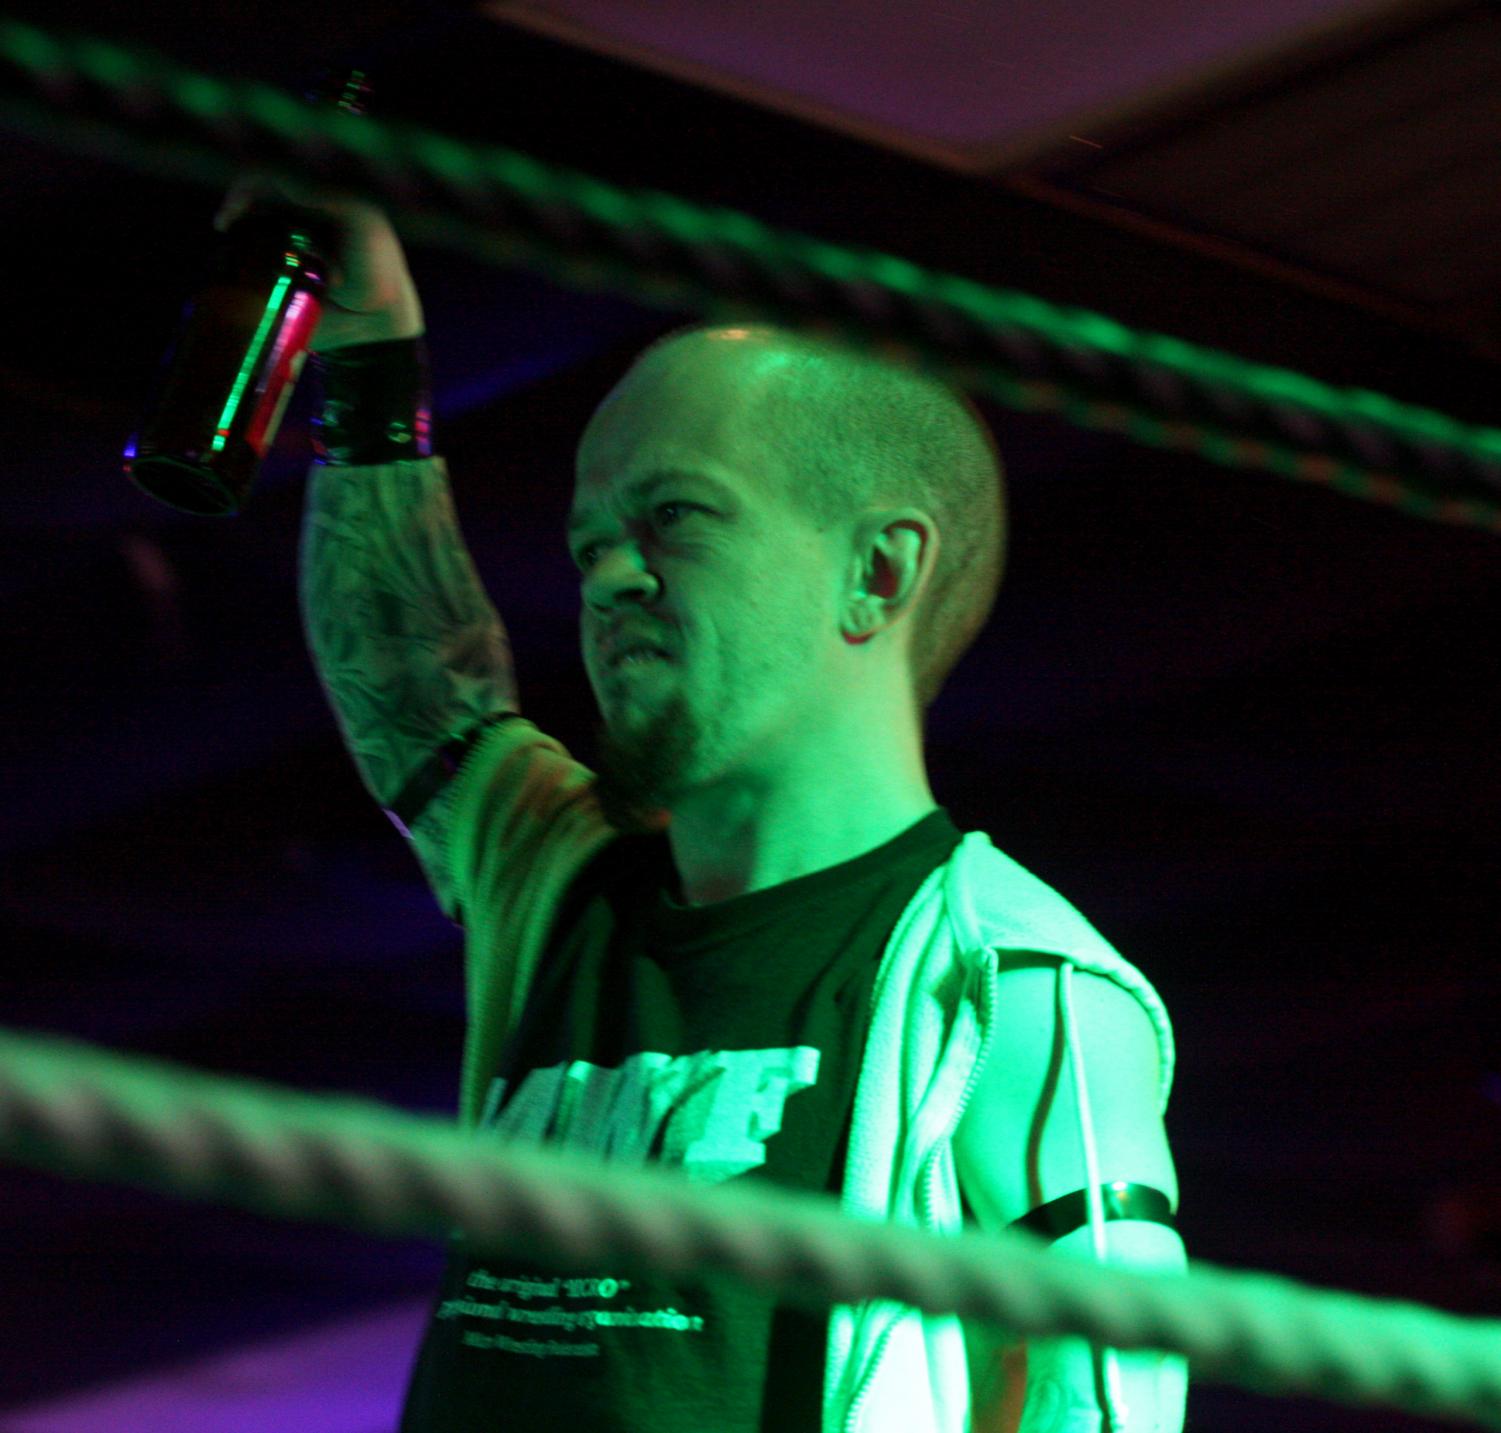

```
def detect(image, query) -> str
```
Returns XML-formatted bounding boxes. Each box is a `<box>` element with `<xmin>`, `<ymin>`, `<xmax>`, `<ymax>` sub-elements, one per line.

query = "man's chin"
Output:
<box><xmin>589</xmin><ymin>708</ymin><xmax>688</xmax><ymax>836</ymax></box>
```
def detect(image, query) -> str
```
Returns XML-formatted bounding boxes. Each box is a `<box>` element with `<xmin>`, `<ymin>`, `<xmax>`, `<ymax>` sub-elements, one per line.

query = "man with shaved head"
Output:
<box><xmin>577</xmin><ymin>323</ymin><xmax>1005</xmax><ymax>874</ymax></box>
<box><xmin>238</xmin><ymin>170</ymin><xmax>1188</xmax><ymax>1432</ymax></box>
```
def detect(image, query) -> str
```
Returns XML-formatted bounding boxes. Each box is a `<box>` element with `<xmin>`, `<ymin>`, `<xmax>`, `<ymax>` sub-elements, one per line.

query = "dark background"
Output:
<box><xmin>1</xmin><ymin>4</ymin><xmax>1497</xmax><ymax>1430</ymax></box>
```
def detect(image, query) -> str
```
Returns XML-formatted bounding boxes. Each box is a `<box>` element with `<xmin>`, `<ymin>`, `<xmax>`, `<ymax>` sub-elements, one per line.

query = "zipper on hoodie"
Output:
<box><xmin>841</xmin><ymin>1314</ymin><xmax>903</xmax><ymax>1433</ymax></box>
<box><xmin>448</xmin><ymin>711</ymin><xmax>573</xmax><ymax>930</ymax></box>
<box><xmin>840</xmin><ymin>949</ymin><xmax>1001</xmax><ymax>1432</ymax></box>
<box><xmin>446</xmin><ymin>712</ymin><xmax>523</xmax><ymax>815</ymax></box>
<box><xmin>920</xmin><ymin>949</ymin><xmax>999</xmax><ymax>1226</ymax></box>
<box><xmin>837</xmin><ymin>938</ymin><xmax>909</xmax><ymax>1433</ymax></box>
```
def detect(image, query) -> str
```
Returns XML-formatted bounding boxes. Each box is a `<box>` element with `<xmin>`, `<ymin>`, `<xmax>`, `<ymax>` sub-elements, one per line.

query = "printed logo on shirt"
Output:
<box><xmin>478</xmin><ymin>1046</ymin><xmax>821</xmax><ymax>1184</ymax></box>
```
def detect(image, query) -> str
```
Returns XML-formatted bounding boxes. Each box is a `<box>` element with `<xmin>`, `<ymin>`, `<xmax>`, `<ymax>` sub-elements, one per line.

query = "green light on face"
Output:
<box><xmin>210</xmin><ymin>271</ymin><xmax>294</xmax><ymax>453</ymax></box>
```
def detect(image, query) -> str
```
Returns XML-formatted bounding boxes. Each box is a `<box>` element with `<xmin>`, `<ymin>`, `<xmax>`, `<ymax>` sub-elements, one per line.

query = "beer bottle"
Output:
<box><xmin>124</xmin><ymin>69</ymin><xmax>370</xmax><ymax>515</ymax></box>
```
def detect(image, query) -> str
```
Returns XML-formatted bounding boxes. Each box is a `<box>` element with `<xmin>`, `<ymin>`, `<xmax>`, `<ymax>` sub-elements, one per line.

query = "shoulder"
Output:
<box><xmin>991</xmin><ymin>959</ymin><xmax>1161</xmax><ymax>1086</ymax></box>
<box><xmin>945</xmin><ymin>831</ymin><xmax>1177</xmax><ymax>1093</ymax></box>
<box><xmin>955</xmin><ymin>958</ymin><xmax>1177</xmax><ymax>1230</ymax></box>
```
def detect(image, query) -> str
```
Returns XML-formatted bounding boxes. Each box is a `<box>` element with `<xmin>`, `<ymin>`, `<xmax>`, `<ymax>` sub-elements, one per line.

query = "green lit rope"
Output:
<box><xmin>2</xmin><ymin>1025</ymin><xmax>1500</xmax><ymax>1429</ymax></box>
<box><xmin>2</xmin><ymin>19</ymin><xmax>1499</xmax><ymax>535</ymax></box>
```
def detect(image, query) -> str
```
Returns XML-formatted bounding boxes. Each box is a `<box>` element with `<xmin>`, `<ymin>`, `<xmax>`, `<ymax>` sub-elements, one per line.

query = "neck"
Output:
<box><xmin>664</xmin><ymin>720</ymin><xmax>937</xmax><ymax>907</ymax></box>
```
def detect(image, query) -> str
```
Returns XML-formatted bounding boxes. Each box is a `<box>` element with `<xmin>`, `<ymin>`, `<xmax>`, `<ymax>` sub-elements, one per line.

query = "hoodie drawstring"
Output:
<box><xmin>1058</xmin><ymin>959</ymin><xmax>1130</xmax><ymax>1432</ymax></box>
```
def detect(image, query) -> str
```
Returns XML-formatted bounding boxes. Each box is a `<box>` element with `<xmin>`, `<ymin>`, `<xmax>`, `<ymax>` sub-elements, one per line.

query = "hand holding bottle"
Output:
<box><xmin>125</xmin><ymin>169</ymin><xmax>429</xmax><ymax>515</ymax></box>
<box><xmin>213</xmin><ymin>172</ymin><xmax>425</xmax><ymax>353</ymax></box>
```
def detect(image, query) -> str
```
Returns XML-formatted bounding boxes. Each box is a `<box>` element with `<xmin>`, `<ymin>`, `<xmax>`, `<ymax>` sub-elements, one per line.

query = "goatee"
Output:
<box><xmin>588</xmin><ymin>690</ymin><xmax>697</xmax><ymax>836</ymax></box>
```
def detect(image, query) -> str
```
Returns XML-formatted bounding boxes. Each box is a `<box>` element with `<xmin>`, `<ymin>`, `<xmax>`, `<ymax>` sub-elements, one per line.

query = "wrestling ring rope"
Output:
<box><xmin>3</xmin><ymin>19</ymin><xmax>1501</xmax><ymax>535</ymax></box>
<box><xmin>1</xmin><ymin>1027</ymin><xmax>1499</xmax><ymax>1428</ymax></box>
<box><xmin>3</xmin><ymin>19</ymin><xmax>1499</xmax><ymax>1432</ymax></box>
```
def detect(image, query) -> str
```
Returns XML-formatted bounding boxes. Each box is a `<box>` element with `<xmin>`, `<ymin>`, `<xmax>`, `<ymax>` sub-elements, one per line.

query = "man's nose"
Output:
<box><xmin>582</xmin><ymin>545</ymin><xmax>661</xmax><ymax>613</ymax></box>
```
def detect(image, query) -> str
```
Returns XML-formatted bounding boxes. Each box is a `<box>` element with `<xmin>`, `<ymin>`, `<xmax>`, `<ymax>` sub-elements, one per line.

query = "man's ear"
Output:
<box><xmin>842</xmin><ymin>509</ymin><xmax>938</xmax><ymax>642</ymax></box>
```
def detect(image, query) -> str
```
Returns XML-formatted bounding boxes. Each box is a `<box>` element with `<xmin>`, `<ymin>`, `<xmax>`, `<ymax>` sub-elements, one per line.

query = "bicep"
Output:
<box><xmin>954</xmin><ymin>961</ymin><xmax>1177</xmax><ymax>1234</ymax></box>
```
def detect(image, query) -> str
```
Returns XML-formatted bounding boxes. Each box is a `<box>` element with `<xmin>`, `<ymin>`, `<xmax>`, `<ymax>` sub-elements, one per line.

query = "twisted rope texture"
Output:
<box><xmin>1</xmin><ymin>1027</ymin><xmax>1499</xmax><ymax>1429</ymax></box>
<box><xmin>1</xmin><ymin>19</ymin><xmax>1500</xmax><ymax>535</ymax></box>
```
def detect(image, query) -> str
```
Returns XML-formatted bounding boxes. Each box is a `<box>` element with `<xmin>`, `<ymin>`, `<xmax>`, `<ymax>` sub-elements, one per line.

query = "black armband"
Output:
<box><xmin>383</xmin><ymin>712</ymin><xmax>522</xmax><ymax>840</ymax></box>
<box><xmin>311</xmin><ymin>334</ymin><xmax>433</xmax><ymax>466</ymax></box>
<box><xmin>1008</xmin><ymin>1182</ymin><xmax>1176</xmax><ymax>1242</ymax></box>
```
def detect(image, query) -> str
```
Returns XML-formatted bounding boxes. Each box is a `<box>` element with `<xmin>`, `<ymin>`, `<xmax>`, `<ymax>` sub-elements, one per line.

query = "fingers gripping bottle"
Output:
<box><xmin>123</xmin><ymin>68</ymin><xmax>371</xmax><ymax>516</ymax></box>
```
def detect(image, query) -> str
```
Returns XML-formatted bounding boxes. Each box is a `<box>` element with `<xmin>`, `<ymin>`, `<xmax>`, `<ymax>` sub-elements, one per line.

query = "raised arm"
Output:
<box><xmin>215</xmin><ymin>174</ymin><xmax>522</xmax><ymax>918</ymax></box>
<box><xmin>300</xmin><ymin>427</ymin><xmax>521</xmax><ymax>919</ymax></box>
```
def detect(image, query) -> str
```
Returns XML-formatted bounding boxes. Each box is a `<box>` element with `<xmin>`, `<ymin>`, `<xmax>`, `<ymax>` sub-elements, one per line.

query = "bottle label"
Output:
<box><xmin>245</xmin><ymin>289</ymin><xmax>323</xmax><ymax>457</ymax></box>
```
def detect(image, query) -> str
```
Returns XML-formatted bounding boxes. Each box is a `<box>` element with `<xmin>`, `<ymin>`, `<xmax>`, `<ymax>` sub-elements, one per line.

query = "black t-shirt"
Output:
<box><xmin>400</xmin><ymin>806</ymin><xmax>964</xmax><ymax>1433</ymax></box>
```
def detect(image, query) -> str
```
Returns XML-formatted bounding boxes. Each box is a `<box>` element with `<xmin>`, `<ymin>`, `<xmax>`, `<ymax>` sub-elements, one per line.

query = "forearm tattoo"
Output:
<box><xmin>299</xmin><ymin>456</ymin><xmax>519</xmax><ymax>810</ymax></box>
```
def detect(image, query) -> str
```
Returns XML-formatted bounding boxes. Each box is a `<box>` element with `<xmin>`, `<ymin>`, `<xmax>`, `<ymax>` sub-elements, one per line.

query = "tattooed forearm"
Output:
<box><xmin>299</xmin><ymin>457</ymin><xmax>519</xmax><ymax>809</ymax></box>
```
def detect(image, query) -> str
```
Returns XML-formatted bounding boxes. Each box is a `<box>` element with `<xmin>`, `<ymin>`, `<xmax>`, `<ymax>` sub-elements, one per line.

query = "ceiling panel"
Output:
<box><xmin>1028</xmin><ymin>0</ymin><xmax>1501</xmax><ymax>344</ymax></box>
<box><xmin>491</xmin><ymin>0</ymin><xmax>1397</xmax><ymax>159</ymax></box>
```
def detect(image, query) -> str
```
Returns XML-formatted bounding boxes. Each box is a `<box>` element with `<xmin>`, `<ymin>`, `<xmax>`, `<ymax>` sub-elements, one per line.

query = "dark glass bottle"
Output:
<box><xmin>123</xmin><ymin>68</ymin><xmax>370</xmax><ymax>516</ymax></box>
<box><xmin>123</xmin><ymin>211</ymin><xmax>332</xmax><ymax>515</ymax></box>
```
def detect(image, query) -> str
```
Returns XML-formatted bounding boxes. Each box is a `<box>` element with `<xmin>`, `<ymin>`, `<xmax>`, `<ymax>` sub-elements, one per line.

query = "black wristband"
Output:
<box><xmin>1008</xmin><ymin>1182</ymin><xmax>1176</xmax><ymax>1242</ymax></box>
<box><xmin>311</xmin><ymin>334</ymin><xmax>433</xmax><ymax>466</ymax></box>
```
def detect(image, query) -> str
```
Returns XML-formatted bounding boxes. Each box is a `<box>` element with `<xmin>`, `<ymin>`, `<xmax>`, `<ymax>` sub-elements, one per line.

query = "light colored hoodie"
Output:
<box><xmin>413</xmin><ymin>711</ymin><xmax>1175</xmax><ymax>1433</ymax></box>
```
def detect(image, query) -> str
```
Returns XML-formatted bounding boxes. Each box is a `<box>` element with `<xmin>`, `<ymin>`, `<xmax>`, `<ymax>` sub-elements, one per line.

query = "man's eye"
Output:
<box><xmin>575</xmin><ymin>503</ymin><xmax>699</xmax><ymax>570</ymax></box>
